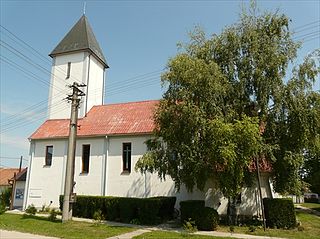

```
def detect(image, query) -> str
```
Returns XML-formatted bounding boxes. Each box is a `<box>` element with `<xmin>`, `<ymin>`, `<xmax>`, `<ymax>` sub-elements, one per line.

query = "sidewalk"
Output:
<box><xmin>0</xmin><ymin>230</ymin><xmax>59</xmax><ymax>239</ymax></box>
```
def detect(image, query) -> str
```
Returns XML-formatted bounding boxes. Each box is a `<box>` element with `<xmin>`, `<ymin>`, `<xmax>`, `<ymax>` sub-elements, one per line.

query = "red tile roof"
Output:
<box><xmin>0</xmin><ymin>168</ymin><xmax>20</xmax><ymax>186</ymax></box>
<box><xmin>30</xmin><ymin>100</ymin><xmax>159</xmax><ymax>140</ymax></box>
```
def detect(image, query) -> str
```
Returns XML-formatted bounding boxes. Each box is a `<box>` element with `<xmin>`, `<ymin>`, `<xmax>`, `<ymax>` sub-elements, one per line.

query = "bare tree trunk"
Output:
<box><xmin>227</xmin><ymin>196</ymin><xmax>237</xmax><ymax>225</ymax></box>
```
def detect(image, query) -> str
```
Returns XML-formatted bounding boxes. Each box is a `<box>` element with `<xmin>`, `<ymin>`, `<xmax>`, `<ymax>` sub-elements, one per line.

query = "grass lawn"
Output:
<box><xmin>134</xmin><ymin>231</ymin><xmax>234</xmax><ymax>239</ymax></box>
<box><xmin>300</xmin><ymin>203</ymin><xmax>320</xmax><ymax>212</ymax></box>
<box><xmin>0</xmin><ymin>213</ymin><xmax>135</xmax><ymax>239</ymax></box>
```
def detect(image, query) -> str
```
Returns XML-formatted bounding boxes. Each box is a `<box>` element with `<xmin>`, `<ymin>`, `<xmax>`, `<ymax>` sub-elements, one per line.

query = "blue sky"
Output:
<box><xmin>0</xmin><ymin>0</ymin><xmax>319</xmax><ymax>168</ymax></box>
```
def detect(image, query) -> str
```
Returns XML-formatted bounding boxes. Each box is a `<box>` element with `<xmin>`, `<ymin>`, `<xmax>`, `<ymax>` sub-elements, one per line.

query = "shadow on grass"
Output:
<box><xmin>21</xmin><ymin>214</ymin><xmax>62</xmax><ymax>223</ymax></box>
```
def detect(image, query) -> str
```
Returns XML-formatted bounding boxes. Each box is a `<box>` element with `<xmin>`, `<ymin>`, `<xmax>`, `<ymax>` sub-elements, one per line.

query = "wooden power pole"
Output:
<box><xmin>62</xmin><ymin>82</ymin><xmax>85</xmax><ymax>222</ymax></box>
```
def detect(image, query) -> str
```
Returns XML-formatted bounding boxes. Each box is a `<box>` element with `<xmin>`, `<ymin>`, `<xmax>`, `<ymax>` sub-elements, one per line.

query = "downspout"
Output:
<box><xmin>102</xmin><ymin>136</ymin><xmax>109</xmax><ymax>196</ymax></box>
<box><xmin>23</xmin><ymin>140</ymin><xmax>35</xmax><ymax>210</ymax></box>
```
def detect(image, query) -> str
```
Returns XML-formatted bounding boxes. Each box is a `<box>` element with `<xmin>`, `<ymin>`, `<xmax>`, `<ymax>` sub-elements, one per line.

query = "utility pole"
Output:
<box><xmin>62</xmin><ymin>82</ymin><xmax>85</xmax><ymax>223</ymax></box>
<box><xmin>19</xmin><ymin>156</ymin><xmax>22</xmax><ymax>172</ymax></box>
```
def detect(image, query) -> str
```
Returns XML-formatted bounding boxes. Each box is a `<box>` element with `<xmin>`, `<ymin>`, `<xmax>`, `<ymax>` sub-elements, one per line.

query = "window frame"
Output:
<box><xmin>82</xmin><ymin>144</ymin><xmax>90</xmax><ymax>174</ymax></box>
<box><xmin>122</xmin><ymin>142</ymin><xmax>132</xmax><ymax>173</ymax></box>
<box><xmin>45</xmin><ymin>145</ymin><xmax>53</xmax><ymax>166</ymax></box>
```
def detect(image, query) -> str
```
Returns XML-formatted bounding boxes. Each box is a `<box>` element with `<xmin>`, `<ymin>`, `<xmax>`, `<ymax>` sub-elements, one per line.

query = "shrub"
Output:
<box><xmin>180</xmin><ymin>200</ymin><xmax>205</xmax><ymax>223</ymax></box>
<box><xmin>0</xmin><ymin>203</ymin><xmax>6</xmax><ymax>214</ymax></box>
<box><xmin>0</xmin><ymin>188</ymin><xmax>12</xmax><ymax>207</ymax></box>
<box><xmin>25</xmin><ymin>204</ymin><xmax>37</xmax><ymax>215</ymax></box>
<box><xmin>48</xmin><ymin>209</ymin><xmax>58</xmax><ymax>221</ymax></box>
<box><xmin>197</xmin><ymin>207</ymin><xmax>219</xmax><ymax>231</ymax></box>
<box><xmin>138</xmin><ymin>198</ymin><xmax>162</xmax><ymax>225</ymax></box>
<box><xmin>93</xmin><ymin>209</ymin><xmax>104</xmax><ymax>224</ymax></box>
<box><xmin>59</xmin><ymin>195</ymin><xmax>176</xmax><ymax>224</ymax></box>
<box><xmin>118</xmin><ymin>198</ymin><xmax>140</xmax><ymax>223</ymax></box>
<box><xmin>304</xmin><ymin>197</ymin><xmax>319</xmax><ymax>203</ymax></box>
<box><xmin>183</xmin><ymin>218</ymin><xmax>198</xmax><ymax>233</ymax></box>
<box><xmin>153</xmin><ymin>196</ymin><xmax>176</xmax><ymax>220</ymax></box>
<box><xmin>263</xmin><ymin>198</ymin><xmax>296</xmax><ymax>229</ymax></box>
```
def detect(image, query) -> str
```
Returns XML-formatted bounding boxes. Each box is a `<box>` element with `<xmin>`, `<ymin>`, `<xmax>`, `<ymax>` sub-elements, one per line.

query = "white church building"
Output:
<box><xmin>23</xmin><ymin>15</ymin><xmax>275</xmax><ymax>216</ymax></box>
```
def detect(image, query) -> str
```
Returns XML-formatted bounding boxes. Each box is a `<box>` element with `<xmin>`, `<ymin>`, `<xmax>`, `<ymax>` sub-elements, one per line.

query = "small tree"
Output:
<box><xmin>136</xmin><ymin>2</ymin><xmax>320</xmax><ymax>224</ymax></box>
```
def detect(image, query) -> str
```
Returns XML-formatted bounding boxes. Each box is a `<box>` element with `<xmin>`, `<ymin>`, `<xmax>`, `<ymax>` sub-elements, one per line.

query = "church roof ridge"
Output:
<box><xmin>49</xmin><ymin>15</ymin><xmax>108</xmax><ymax>68</ymax></box>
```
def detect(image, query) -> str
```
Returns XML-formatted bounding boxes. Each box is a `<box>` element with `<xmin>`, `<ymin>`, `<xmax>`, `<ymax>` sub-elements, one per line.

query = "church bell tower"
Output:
<box><xmin>48</xmin><ymin>15</ymin><xmax>108</xmax><ymax>119</ymax></box>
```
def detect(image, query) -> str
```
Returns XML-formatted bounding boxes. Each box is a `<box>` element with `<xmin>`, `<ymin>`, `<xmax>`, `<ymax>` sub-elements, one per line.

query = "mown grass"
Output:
<box><xmin>300</xmin><ymin>203</ymin><xmax>320</xmax><ymax>212</ymax></box>
<box><xmin>134</xmin><ymin>230</ymin><xmax>234</xmax><ymax>239</ymax></box>
<box><xmin>0</xmin><ymin>213</ymin><xmax>135</xmax><ymax>239</ymax></box>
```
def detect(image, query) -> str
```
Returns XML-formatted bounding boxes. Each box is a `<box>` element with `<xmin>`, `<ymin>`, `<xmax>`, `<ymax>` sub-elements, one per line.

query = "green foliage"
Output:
<box><xmin>93</xmin><ymin>209</ymin><xmax>104</xmax><ymax>224</ymax></box>
<box><xmin>180</xmin><ymin>200</ymin><xmax>219</xmax><ymax>231</ymax></box>
<box><xmin>118</xmin><ymin>198</ymin><xmax>139</xmax><ymax>223</ymax></box>
<box><xmin>59</xmin><ymin>195</ymin><xmax>176</xmax><ymax>225</ymax></box>
<box><xmin>48</xmin><ymin>209</ymin><xmax>58</xmax><ymax>222</ymax></box>
<box><xmin>0</xmin><ymin>187</ymin><xmax>12</xmax><ymax>207</ymax></box>
<box><xmin>183</xmin><ymin>218</ymin><xmax>198</xmax><ymax>233</ymax></box>
<box><xmin>137</xmin><ymin>198</ymin><xmax>161</xmax><ymax>225</ymax></box>
<box><xmin>248</xmin><ymin>225</ymin><xmax>256</xmax><ymax>232</ymax></box>
<box><xmin>263</xmin><ymin>198</ymin><xmax>296</xmax><ymax>229</ymax></box>
<box><xmin>25</xmin><ymin>204</ymin><xmax>37</xmax><ymax>215</ymax></box>
<box><xmin>0</xmin><ymin>203</ymin><xmax>6</xmax><ymax>214</ymax></box>
<box><xmin>180</xmin><ymin>200</ymin><xmax>205</xmax><ymax>223</ymax></box>
<box><xmin>135</xmin><ymin>3</ymin><xmax>320</xmax><ymax>198</ymax></box>
<box><xmin>197</xmin><ymin>207</ymin><xmax>219</xmax><ymax>231</ymax></box>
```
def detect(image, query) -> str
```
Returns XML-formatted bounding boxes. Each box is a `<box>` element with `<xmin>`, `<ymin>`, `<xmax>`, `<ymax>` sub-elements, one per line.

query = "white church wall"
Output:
<box><xmin>25</xmin><ymin>135</ymin><xmax>273</xmax><ymax>216</ymax></box>
<box><xmin>86</xmin><ymin>55</ymin><xmax>104</xmax><ymax>113</ymax></box>
<box><xmin>48</xmin><ymin>52</ymin><xmax>104</xmax><ymax>119</ymax></box>
<box><xmin>25</xmin><ymin>139</ymin><xmax>67</xmax><ymax>209</ymax></box>
<box><xmin>73</xmin><ymin>138</ymin><xmax>105</xmax><ymax>196</ymax></box>
<box><xmin>48</xmin><ymin>52</ymin><xmax>88</xmax><ymax>119</ymax></box>
<box><xmin>107</xmin><ymin>135</ymin><xmax>151</xmax><ymax>197</ymax></box>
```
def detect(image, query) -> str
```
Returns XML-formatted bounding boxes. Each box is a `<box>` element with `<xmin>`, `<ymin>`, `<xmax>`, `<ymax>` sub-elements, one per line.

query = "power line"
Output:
<box><xmin>0</xmin><ymin>157</ymin><xmax>28</xmax><ymax>161</ymax></box>
<box><xmin>0</xmin><ymin>25</ymin><xmax>83</xmax><ymax>84</ymax></box>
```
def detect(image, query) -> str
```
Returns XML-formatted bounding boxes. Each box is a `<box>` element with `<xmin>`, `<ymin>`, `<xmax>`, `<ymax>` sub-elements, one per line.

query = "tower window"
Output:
<box><xmin>82</xmin><ymin>145</ymin><xmax>90</xmax><ymax>173</ymax></box>
<box><xmin>45</xmin><ymin>146</ymin><xmax>53</xmax><ymax>166</ymax></box>
<box><xmin>66</xmin><ymin>62</ymin><xmax>71</xmax><ymax>79</ymax></box>
<box><xmin>122</xmin><ymin>143</ymin><xmax>131</xmax><ymax>173</ymax></box>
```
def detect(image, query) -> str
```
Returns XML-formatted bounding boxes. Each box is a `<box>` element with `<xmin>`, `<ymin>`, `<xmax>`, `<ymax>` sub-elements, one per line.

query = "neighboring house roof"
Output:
<box><xmin>13</xmin><ymin>168</ymin><xmax>27</xmax><ymax>182</ymax></box>
<box><xmin>49</xmin><ymin>15</ymin><xmax>108</xmax><ymax>68</ymax></box>
<box><xmin>0</xmin><ymin>168</ymin><xmax>22</xmax><ymax>186</ymax></box>
<box><xmin>30</xmin><ymin>100</ymin><xmax>158</xmax><ymax>140</ymax></box>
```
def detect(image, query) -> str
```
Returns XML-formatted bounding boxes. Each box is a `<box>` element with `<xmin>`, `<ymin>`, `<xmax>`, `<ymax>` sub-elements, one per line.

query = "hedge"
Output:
<box><xmin>180</xmin><ymin>200</ymin><xmax>205</xmax><ymax>223</ymax></box>
<box><xmin>59</xmin><ymin>195</ymin><xmax>176</xmax><ymax>225</ymax></box>
<box><xmin>263</xmin><ymin>198</ymin><xmax>296</xmax><ymax>229</ymax></box>
<box><xmin>304</xmin><ymin>197</ymin><xmax>319</xmax><ymax>204</ymax></box>
<box><xmin>197</xmin><ymin>207</ymin><xmax>219</xmax><ymax>231</ymax></box>
<box><xmin>180</xmin><ymin>200</ymin><xmax>219</xmax><ymax>231</ymax></box>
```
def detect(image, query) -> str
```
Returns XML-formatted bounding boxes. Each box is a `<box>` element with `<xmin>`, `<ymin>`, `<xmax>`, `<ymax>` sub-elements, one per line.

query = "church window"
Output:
<box><xmin>66</xmin><ymin>62</ymin><xmax>71</xmax><ymax>79</ymax></box>
<box><xmin>45</xmin><ymin>146</ymin><xmax>53</xmax><ymax>166</ymax></box>
<box><xmin>122</xmin><ymin>143</ymin><xmax>131</xmax><ymax>172</ymax></box>
<box><xmin>82</xmin><ymin>144</ymin><xmax>90</xmax><ymax>173</ymax></box>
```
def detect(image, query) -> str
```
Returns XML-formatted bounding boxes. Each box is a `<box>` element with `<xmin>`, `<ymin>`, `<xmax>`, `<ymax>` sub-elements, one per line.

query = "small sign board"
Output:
<box><xmin>70</xmin><ymin>193</ymin><xmax>77</xmax><ymax>203</ymax></box>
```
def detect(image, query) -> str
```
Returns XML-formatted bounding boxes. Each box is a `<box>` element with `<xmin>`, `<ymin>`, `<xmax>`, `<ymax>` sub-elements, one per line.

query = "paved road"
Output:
<box><xmin>0</xmin><ymin>230</ymin><xmax>59</xmax><ymax>239</ymax></box>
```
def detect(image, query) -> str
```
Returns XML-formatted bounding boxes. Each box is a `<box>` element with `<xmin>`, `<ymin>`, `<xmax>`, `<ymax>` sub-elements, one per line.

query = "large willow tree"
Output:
<box><xmin>136</xmin><ymin>6</ymin><xmax>320</xmax><ymax>201</ymax></box>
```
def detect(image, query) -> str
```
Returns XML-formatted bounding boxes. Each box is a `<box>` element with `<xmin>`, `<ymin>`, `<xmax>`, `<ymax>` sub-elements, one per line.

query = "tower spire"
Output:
<box><xmin>83</xmin><ymin>2</ymin><xmax>86</xmax><ymax>15</ymax></box>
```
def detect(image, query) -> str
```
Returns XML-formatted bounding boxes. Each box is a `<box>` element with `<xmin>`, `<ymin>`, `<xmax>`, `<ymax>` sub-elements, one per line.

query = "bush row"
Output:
<box><xmin>180</xmin><ymin>200</ymin><xmax>219</xmax><ymax>231</ymax></box>
<box><xmin>59</xmin><ymin>195</ymin><xmax>176</xmax><ymax>225</ymax></box>
<box><xmin>304</xmin><ymin>197</ymin><xmax>319</xmax><ymax>204</ymax></box>
<box><xmin>263</xmin><ymin>198</ymin><xmax>296</xmax><ymax>229</ymax></box>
